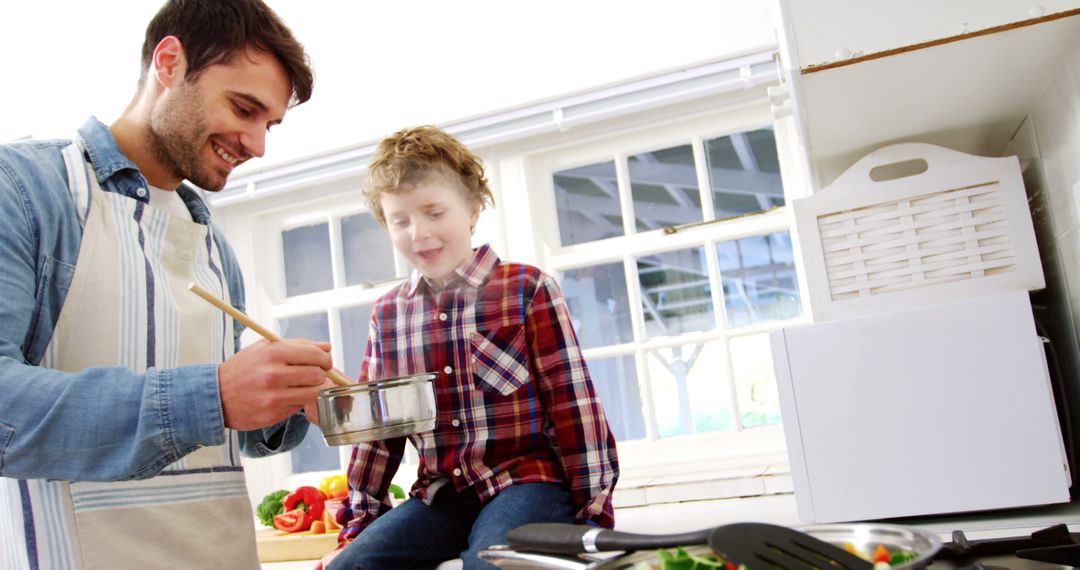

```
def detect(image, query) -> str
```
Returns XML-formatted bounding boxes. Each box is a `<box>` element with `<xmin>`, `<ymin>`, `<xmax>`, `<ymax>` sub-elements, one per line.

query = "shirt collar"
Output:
<box><xmin>407</xmin><ymin>243</ymin><xmax>499</xmax><ymax>296</ymax></box>
<box><xmin>76</xmin><ymin>117</ymin><xmax>141</xmax><ymax>184</ymax></box>
<box><xmin>75</xmin><ymin>116</ymin><xmax>214</xmax><ymax>225</ymax></box>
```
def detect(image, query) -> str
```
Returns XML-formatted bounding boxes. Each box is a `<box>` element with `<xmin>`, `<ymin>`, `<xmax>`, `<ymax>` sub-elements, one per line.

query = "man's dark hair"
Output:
<box><xmin>139</xmin><ymin>0</ymin><xmax>314</xmax><ymax>106</ymax></box>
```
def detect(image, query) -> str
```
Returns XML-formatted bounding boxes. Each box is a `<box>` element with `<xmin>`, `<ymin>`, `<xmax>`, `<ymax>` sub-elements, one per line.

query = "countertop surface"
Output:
<box><xmin>259</xmin><ymin>495</ymin><xmax>1080</xmax><ymax>569</ymax></box>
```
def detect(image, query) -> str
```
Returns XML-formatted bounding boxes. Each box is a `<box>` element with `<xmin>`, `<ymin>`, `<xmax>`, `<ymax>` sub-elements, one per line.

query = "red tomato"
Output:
<box><xmin>273</xmin><ymin>508</ymin><xmax>313</xmax><ymax>533</ymax></box>
<box><xmin>871</xmin><ymin>544</ymin><xmax>890</xmax><ymax>564</ymax></box>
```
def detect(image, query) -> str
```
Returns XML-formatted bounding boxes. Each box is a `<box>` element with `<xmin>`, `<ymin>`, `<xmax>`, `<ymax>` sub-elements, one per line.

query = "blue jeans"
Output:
<box><xmin>328</xmin><ymin>482</ymin><xmax>575</xmax><ymax>570</ymax></box>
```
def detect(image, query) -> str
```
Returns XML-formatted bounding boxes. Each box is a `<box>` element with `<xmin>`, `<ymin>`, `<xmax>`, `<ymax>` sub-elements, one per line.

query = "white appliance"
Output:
<box><xmin>771</xmin><ymin>291</ymin><xmax>1071</xmax><ymax>523</ymax></box>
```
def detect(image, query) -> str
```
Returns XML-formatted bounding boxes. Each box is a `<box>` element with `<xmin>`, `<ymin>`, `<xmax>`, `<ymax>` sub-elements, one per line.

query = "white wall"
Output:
<box><xmin>0</xmin><ymin>1</ymin><xmax>774</xmax><ymax>172</ymax></box>
<box><xmin>1006</xmin><ymin>35</ymin><xmax>1080</xmax><ymax>478</ymax></box>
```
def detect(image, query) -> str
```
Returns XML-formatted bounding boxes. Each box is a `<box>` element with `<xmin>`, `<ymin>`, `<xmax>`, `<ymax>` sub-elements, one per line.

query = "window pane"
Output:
<box><xmin>730</xmin><ymin>333</ymin><xmax>781</xmax><ymax>428</ymax></box>
<box><xmin>279</xmin><ymin>312</ymin><xmax>330</xmax><ymax>342</ymax></box>
<box><xmin>290</xmin><ymin>424</ymin><xmax>338</xmax><ymax>472</ymax></box>
<box><xmin>279</xmin><ymin>312</ymin><xmax>339</xmax><ymax>473</ymax></box>
<box><xmin>342</xmin><ymin>213</ymin><xmax>395</xmax><ymax>286</ymax></box>
<box><xmin>647</xmin><ymin>340</ymin><xmax>731</xmax><ymax>438</ymax></box>
<box><xmin>628</xmin><ymin>144</ymin><xmax>702</xmax><ymax>231</ymax></box>
<box><xmin>706</xmin><ymin>128</ymin><xmax>785</xmax><ymax>220</ymax></box>
<box><xmin>717</xmin><ymin>232</ymin><xmax>802</xmax><ymax>328</ymax></box>
<box><xmin>341</xmin><ymin>304</ymin><xmax>374</xmax><ymax>380</ymax></box>
<box><xmin>637</xmin><ymin>247</ymin><xmax>713</xmax><ymax>337</ymax></box>
<box><xmin>283</xmin><ymin>222</ymin><xmax>333</xmax><ymax>297</ymax></box>
<box><xmin>561</xmin><ymin>263</ymin><xmax>633</xmax><ymax>349</ymax></box>
<box><xmin>554</xmin><ymin>161</ymin><xmax>623</xmax><ymax>246</ymax></box>
<box><xmin>587</xmin><ymin>354</ymin><xmax>645</xmax><ymax>442</ymax></box>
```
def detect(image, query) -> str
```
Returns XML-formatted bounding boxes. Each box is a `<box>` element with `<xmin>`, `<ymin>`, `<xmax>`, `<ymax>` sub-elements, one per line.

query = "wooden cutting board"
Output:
<box><xmin>255</xmin><ymin>527</ymin><xmax>339</xmax><ymax>562</ymax></box>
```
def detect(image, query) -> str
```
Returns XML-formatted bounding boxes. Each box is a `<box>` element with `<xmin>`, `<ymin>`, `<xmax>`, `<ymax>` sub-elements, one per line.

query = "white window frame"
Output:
<box><xmin>496</xmin><ymin>101</ymin><xmax>811</xmax><ymax>473</ymax></box>
<box><xmin>237</xmin><ymin>189</ymin><xmax>424</xmax><ymax>499</ymax></box>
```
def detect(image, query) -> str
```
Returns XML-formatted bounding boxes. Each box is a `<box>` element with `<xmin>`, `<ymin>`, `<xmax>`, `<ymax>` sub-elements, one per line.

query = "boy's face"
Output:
<box><xmin>381</xmin><ymin>174</ymin><xmax>480</xmax><ymax>286</ymax></box>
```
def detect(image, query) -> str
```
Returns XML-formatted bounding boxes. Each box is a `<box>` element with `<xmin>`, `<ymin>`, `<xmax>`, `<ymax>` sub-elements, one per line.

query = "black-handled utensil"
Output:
<box><xmin>708</xmin><ymin>522</ymin><xmax>873</xmax><ymax>569</ymax></box>
<box><xmin>507</xmin><ymin>523</ymin><xmax>710</xmax><ymax>555</ymax></box>
<box><xmin>506</xmin><ymin>522</ymin><xmax>874</xmax><ymax>570</ymax></box>
<box><xmin>938</xmin><ymin>523</ymin><xmax>1076</xmax><ymax>559</ymax></box>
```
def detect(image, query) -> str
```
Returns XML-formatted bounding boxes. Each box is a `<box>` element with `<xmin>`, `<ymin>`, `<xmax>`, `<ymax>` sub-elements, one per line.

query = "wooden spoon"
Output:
<box><xmin>188</xmin><ymin>282</ymin><xmax>352</xmax><ymax>387</ymax></box>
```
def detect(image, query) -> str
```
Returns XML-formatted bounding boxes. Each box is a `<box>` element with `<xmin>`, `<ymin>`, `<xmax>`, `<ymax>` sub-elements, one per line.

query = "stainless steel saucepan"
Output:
<box><xmin>187</xmin><ymin>283</ymin><xmax>436</xmax><ymax>445</ymax></box>
<box><xmin>317</xmin><ymin>373</ymin><xmax>438</xmax><ymax>446</ymax></box>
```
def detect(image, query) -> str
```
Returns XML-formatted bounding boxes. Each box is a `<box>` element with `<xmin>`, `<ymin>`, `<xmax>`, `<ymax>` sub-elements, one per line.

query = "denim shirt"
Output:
<box><xmin>0</xmin><ymin>117</ymin><xmax>307</xmax><ymax>481</ymax></box>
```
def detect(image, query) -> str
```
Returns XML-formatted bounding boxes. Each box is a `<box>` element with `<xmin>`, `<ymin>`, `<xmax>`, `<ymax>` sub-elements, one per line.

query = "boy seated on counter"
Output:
<box><xmin>321</xmin><ymin>125</ymin><xmax>619</xmax><ymax>570</ymax></box>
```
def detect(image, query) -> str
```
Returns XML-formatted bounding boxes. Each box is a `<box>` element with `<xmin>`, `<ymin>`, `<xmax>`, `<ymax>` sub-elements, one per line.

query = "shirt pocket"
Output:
<box><xmin>24</xmin><ymin>254</ymin><xmax>77</xmax><ymax>364</ymax></box>
<box><xmin>469</xmin><ymin>324</ymin><xmax>531</xmax><ymax>397</ymax></box>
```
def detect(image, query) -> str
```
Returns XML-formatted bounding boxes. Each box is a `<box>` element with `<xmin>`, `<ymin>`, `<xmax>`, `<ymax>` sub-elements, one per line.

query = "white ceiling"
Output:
<box><xmin>0</xmin><ymin>1</ymin><xmax>775</xmax><ymax>172</ymax></box>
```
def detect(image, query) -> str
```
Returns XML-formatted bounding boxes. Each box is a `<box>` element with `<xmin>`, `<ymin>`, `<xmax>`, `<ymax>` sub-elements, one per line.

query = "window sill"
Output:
<box><xmin>613</xmin><ymin>453</ymin><xmax>793</xmax><ymax>509</ymax></box>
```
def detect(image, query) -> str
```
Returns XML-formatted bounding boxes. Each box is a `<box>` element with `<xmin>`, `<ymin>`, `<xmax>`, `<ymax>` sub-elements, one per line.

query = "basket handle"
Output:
<box><xmin>828</xmin><ymin>143</ymin><xmax>978</xmax><ymax>189</ymax></box>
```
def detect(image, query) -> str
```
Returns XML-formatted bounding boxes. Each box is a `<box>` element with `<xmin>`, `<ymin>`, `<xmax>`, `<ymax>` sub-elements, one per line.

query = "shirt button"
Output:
<box><xmin>438</xmin><ymin>313</ymin><xmax>448</xmax><ymax>321</ymax></box>
<box><xmin>453</xmin><ymin>468</ymin><xmax>462</xmax><ymax>477</ymax></box>
<box><xmin>443</xmin><ymin>366</ymin><xmax>453</xmax><ymax>374</ymax></box>
<box><xmin>451</xmin><ymin>418</ymin><xmax>461</xmax><ymax>427</ymax></box>
<box><xmin>135</xmin><ymin>187</ymin><xmax>147</xmax><ymax>198</ymax></box>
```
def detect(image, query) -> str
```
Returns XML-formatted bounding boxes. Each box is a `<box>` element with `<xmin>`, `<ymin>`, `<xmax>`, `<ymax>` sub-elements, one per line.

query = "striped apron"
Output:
<box><xmin>0</xmin><ymin>137</ymin><xmax>259</xmax><ymax>569</ymax></box>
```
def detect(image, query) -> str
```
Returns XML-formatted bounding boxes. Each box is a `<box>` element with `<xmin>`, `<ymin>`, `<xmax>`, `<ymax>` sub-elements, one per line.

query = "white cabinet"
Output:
<box><xmin>771</xmin><ymin>291</ymin><xmax>1070</xmax><ymax>522</ymax></box>
<box><xmin>770</xmin><ymin>0</ymin><xmax>1080</xmax><ymax>188</ymax></box>
<box><xmin>784</xmin><ymin>1</ymin><xmax>1080</xmax><ymax>71</ymax></box>
<box><xmin>766</xmin><ymin>1</ymin><xmax>1080</xmax><ymax>524</ymax></box>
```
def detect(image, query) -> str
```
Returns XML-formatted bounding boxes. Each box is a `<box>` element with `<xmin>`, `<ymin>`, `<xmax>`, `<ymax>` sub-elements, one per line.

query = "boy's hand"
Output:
<box><xmin>218</xmin><ymin>339</ymin><xmax>333</xmax><ymax>431</ymax></box>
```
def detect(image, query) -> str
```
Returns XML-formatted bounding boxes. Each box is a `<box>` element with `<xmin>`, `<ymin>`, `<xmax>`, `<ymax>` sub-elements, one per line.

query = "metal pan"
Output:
<box><xmin>316</xmin><ymin>373</ymin><xmax>438</xmax><ymax>445</ymax></box>
<box><xmin>506</xmin><ymin>522</ymin><xmax>873</xmax><ymax>569</ymax></box>
<box><xmin>481</xmin><ymin>522</ymin><xmax>942</xmax><ymax>569</ymax></box>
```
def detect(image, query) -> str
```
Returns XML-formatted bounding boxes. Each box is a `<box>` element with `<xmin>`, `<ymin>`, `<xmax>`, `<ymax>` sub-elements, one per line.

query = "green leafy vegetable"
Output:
<box><xmin>256</xmin><ymin>489</ymin><xmax>289</xmax><ymax>527</ymax></box>
<box><xmin>656</xmin><ymin>547</ymin><xmax>740</xmax><ymax>570</ymax></box>
<box><xmin>889</xmin><ymin>550</ymin><xmax>917</xmax><ymax>565</ymax></box>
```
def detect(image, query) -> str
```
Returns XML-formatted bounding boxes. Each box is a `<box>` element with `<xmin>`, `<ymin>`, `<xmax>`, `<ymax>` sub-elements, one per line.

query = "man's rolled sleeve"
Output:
<box><xmin>240</xmin><ymin>412</ymin><xmax>309</xmax><ymax>457</ymax></box>
<box><xmin>155</xmin><ymin>363</ymin><xmax>226</xmax><ymax>465</ymax></box>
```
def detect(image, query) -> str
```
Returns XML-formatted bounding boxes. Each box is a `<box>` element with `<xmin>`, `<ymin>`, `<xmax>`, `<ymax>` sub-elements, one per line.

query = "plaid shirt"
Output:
<box><xmin>340</xmin><ymin>244</ymin><xmax>619</xmax><ymax>539</ymax></box>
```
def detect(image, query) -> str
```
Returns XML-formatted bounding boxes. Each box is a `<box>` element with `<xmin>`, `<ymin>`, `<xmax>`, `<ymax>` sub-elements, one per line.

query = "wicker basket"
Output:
<box><xmin>793</xmin><ymin>143</ymin><xmax>1043</xmax><ymax>321</ymax></box>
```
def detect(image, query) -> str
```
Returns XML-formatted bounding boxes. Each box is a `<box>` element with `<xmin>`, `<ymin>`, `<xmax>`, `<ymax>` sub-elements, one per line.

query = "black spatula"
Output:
<box><xmin>506</xmin><ymin>522</ymin><xmax>874</xmax><ymax>570</ymax></box>
<box><xmin>707</xmin><ymin>522</ymin><xmax>873</xmax><ymax>569</ymax></box>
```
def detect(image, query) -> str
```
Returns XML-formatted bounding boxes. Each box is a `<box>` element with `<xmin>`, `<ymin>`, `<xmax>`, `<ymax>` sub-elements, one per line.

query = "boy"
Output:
<box><xmin>327</xmin><ymin>126</ymin><xmax>619</xmax><ymax>569</ymax></box>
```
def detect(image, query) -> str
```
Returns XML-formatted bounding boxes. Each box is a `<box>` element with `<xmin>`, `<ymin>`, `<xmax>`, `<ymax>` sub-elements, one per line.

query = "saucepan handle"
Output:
<box><xmin>506</xmin><ymin>523</ymin><xmax>710</xmax><ymax>554</ymax></box>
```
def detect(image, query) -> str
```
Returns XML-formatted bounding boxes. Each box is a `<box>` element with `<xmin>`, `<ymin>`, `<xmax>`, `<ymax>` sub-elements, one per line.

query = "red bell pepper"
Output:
<box><xmin>283</xmin><ymin>486</ymin><xmax>326</xmax><ymax>521</ymax></box>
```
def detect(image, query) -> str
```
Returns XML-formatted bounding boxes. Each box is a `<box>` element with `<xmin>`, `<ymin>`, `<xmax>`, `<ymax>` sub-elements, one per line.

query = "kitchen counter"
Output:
<box><xmin>614</xmin><ymin>494</ymin><xmax>1080</xmax><ymax>568</ymax></box>
<box><xmin>260</xmin><ymin>494</ymin><xmax>1080</xmax><ymax>568</ymax></box>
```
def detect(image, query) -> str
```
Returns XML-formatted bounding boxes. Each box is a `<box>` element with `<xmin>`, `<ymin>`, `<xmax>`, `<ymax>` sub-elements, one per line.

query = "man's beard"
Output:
<box><xmin>146</xmin><ymin>83</ymin><xmax>224</xmax><ymax>191</ymax></box>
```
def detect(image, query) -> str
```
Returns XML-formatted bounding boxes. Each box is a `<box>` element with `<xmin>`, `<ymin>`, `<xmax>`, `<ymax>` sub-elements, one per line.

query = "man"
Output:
<box><xmin>0</xmin><ymin>1</ymin><xmax>325</xmax><ymax>567</ymax></box>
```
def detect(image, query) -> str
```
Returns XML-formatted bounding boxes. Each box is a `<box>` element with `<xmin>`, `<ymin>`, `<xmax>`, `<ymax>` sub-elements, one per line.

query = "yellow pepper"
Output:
<box><xmin>318</xmin><ymin>474</ymin><xmax>348</xmax><ymax>497</ymax></box>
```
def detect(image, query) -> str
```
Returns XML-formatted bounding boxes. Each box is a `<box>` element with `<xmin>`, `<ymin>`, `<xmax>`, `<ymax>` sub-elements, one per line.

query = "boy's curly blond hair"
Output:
<box><xmin>363</xmin><ymin>126</ymin><xmax>495</xmax><ymax>226</ymax></box>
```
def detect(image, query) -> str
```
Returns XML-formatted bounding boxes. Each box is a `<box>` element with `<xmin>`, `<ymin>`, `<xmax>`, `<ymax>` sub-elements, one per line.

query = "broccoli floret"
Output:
<box><xmin>256</xmin><ymin>489</ymin><xmax>289</xmax><ymax>528</ymax></box>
